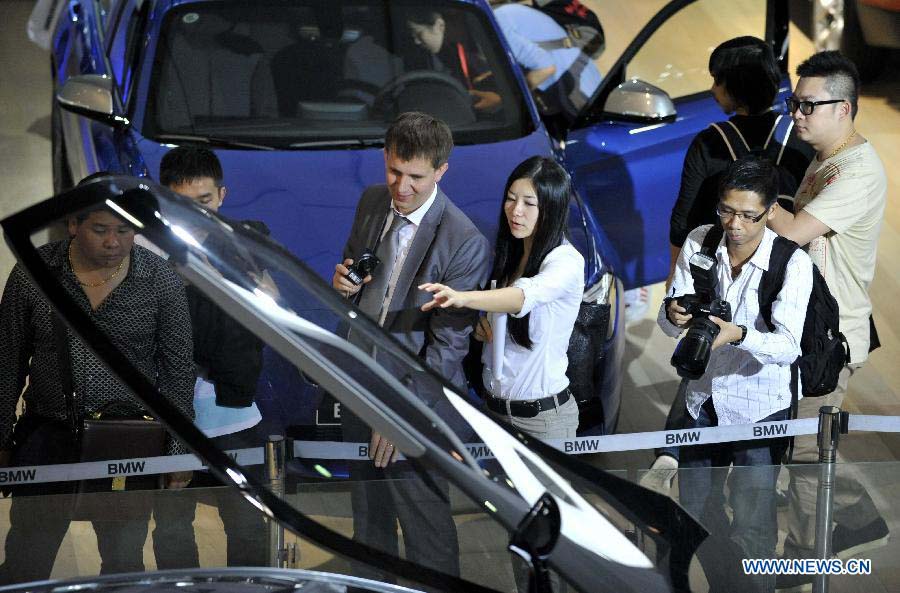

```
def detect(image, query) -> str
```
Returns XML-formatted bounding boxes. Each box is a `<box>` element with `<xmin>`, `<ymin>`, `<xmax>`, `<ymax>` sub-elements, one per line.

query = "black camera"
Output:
<box><xmin>670</xmin><ymin>252</ymin><xmax>733</xmax><ymax>380</ymax></box>
<box><xmin>345</xmin><ymin>249</ymin><xmax>380</xmax><ymax>286</ymax></box>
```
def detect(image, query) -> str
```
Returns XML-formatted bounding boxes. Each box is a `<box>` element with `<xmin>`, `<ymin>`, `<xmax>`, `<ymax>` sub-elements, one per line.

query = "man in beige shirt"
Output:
<box><xmin>768</xmin><ymin>50</ymin><xmax>887</xmax><ymax>585</ymax></box>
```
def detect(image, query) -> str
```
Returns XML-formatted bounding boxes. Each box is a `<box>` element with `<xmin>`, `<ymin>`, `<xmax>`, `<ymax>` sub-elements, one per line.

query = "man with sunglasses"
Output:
<box><xmin>767</xmin><ymin>51</ymin><xmax>888</xmax><ymax>585</ymax></box>
<box><xmin>660</xmin><ymin>157</ymin><xmax>813</xmax><ymax>593</ymax></box>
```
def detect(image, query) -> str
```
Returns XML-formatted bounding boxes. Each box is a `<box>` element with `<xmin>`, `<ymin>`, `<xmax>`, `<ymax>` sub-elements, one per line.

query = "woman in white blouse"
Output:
<box><xmin>420</xmin><ymin>156</ymin><xmax>584</xmax><ymax>439</ymax></box>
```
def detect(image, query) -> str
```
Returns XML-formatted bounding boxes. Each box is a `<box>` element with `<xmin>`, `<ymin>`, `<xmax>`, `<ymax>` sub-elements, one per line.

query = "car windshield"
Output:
<box><xmin>1</xmin><ymin>178</ymin><xmax>703</xmax><ymax>592</ymax></box>
<box><xmin>141</xmin><ymin>0</ymin><xmax>532</xmax><ymax>148</ymax></box>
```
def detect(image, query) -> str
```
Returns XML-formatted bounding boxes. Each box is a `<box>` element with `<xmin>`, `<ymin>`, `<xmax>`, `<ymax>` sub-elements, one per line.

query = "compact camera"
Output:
<box><xmin>345</xmin><ymin>249</ymin><xmax>380</xmax><ymax>286</ymax></box>
<box><xmin>670</xmin><ymin>252</ymin><xmax>732</xmax><ymax>380</ymax></box>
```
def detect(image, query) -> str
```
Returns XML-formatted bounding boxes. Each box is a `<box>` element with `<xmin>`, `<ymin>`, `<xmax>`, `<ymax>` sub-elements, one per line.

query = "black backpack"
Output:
<box><xmin>709</xmin><ymin>115</ymin><xmax>801</xmax><ymax>208</ymax></box>
<box><xmin>701</xmin><ymin>226</ymin><xmax>849</xmax><ymax>398</ymax></box>
<box><xmin>531</xmin><ymin>0</ymin><xmax>605</xmax><ymax>58</ymax></box>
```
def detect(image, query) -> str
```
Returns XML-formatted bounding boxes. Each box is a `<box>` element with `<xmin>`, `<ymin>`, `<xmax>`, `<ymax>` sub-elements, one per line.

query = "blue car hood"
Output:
<box><xmin>139</xmin><ymin>130</ymin><xmax>551</xmax><ymax>280</ymax></box>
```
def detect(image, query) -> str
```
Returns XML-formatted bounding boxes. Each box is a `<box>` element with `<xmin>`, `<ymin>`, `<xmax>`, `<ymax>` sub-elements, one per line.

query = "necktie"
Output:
<box><xmin>358</xmin><ymin>214</ymin><xmax>411</xmax><ymax>323</ymax></box>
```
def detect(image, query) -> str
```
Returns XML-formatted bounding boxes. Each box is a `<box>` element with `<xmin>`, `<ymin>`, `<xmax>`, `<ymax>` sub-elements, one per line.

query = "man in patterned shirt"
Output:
<box><xmin>0</xmin><ymin>175</ymin><xmax>195</xmax><ymax>584</ymax></box>
<box><xmin>768</xmin><ymin>51</ymin><xmax>888</xmax><ymax>586</ymax></box>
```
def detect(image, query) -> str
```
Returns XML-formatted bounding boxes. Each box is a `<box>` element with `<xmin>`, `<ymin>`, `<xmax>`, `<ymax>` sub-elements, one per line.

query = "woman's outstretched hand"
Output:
<box><xmin>419</xmin><ymin>282</ymin><xmax>470</xmax><ymax>311</ymax></box>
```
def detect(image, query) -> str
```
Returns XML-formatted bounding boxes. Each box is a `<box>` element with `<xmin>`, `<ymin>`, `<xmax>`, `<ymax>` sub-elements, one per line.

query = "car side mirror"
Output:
<box><xmin>57</xmin><ymin>74</ymin><xmax>130</xmax><ymax>129</ymax></box>
<box><xmin>603</xmin><ymin>79</ymin><xmax>676</xmax><ymax>123</ymax></box>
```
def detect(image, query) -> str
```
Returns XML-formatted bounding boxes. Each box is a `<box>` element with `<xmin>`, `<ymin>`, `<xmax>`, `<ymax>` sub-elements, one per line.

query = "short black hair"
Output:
<box><xmin>709</xmin><ymin>36</ymin><xmax>780</xmax><ymax>114</ymax></box>
<box><xmin>159</xmin><ymin>146</ymin><xmax>224</xmax><ymax>188</ymax></box>
<box><xmin>384</xmin><ymin>112</ymin><xmax>454</xmax><ymax>169</ymax></box>
<box><xmin>718</xmin><ymin>155</ymin><xmax>779</xmax><ymax>209</ymax></box>
<box><xmin>796</xmin><ymin>50</ymin><xmax>860</xmax><ymax>119</ymax></box>
<box><xmin>405</xmin><ymin>8</ymin><xmax>441</xmax><ymax>27</ymax></box>
<box><xmin>74</xmin><ymin>171</ymin><xmax>115</xmax><ymax>223</ymax></box>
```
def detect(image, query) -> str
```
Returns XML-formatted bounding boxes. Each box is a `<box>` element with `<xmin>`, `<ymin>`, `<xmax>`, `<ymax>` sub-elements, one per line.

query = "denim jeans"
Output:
<box><xmin>678</xmin><ymin>402</ymin><xmax>789</xmax><ymax>593</ymax></box>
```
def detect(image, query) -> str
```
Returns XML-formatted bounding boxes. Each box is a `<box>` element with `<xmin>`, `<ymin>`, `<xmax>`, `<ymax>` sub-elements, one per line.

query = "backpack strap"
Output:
<box><xmin>758</xmin><ymin>235</ymin><xmax>800</xmax><ymax>331</ymax></box>
<box><xmin>708</xmin><ymin>122</ymin><xmax>738</xmax><ymax>161</ymax></box>
<box><xmin>700</xmin><ymin>224</ymin><xmax>724</xmax><ymax>258</ymax></box>
<box><xmin>762</xmin><ymin>114</ymin><xmax>795</xmax><ymax>166</ymax></box>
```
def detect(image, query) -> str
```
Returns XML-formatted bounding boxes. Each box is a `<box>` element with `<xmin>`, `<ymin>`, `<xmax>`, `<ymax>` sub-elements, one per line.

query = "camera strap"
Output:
<box><xmin>700</xmin><ymin>224</ymin><xmax>724</xmax><ymax>258</ymax></box>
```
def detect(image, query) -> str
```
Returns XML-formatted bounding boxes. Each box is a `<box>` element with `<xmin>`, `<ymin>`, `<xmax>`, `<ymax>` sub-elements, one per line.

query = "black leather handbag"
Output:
<box><xmin>52</xmin><ymin>314</ymin><xmax>166</xmax><ymax>520</ymax></box>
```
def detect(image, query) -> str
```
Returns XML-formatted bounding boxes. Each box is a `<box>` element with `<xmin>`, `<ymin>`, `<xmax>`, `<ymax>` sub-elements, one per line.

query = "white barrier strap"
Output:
<box><xmin>4</xmin><ymin>415</ymin><xmax>900</xmax><ymax>487</ymax></box>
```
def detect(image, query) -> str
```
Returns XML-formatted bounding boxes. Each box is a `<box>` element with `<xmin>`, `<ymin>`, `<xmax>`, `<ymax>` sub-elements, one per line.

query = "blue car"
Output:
<box><xmin>45</xmin><ymin>0</ymin><xmax>790</xmax><ymax>438</ymax></box>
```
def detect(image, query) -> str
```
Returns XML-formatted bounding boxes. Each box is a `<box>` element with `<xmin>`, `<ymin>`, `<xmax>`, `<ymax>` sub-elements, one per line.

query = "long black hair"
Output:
<box><xmin>492</xmin><ymin>156</ymin><xmax>571</xmax><ymax>349</ymax></box>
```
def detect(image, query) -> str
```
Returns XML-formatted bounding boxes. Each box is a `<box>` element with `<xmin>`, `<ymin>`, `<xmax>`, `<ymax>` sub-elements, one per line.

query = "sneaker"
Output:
<box><xmin>639</xmin><ymin>454</ymin><xmax>678</xmax><ymax>495</ymax></box>
<box><xmin>833</xmin><ymin>517</ymin><xmax>890</xmax><ymax>559</ymax></box>
<box><xmin>623</xmin><ymin>286</ymin><xmax>650</xmax><ymax>324</ymax></box>
<box><xmin>775</xmin><ymin>572</ymin><xmax>814</xmax><ymax>592</ymax></box>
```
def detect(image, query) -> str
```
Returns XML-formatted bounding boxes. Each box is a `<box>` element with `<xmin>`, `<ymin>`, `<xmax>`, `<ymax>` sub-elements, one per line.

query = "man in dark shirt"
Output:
<box><xmin>0</xmin><ymin>182</ymin><xmax>195</xmax><ymax>583</ymax></box>
<box><xmin>151</xmin><ymin>146</ymin><xmax>269</xmax><ymax>569</ymax></box>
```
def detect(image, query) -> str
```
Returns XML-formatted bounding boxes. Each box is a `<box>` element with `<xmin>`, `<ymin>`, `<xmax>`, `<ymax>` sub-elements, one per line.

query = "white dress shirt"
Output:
<box><xmin>376</xmin><ymin>185</ymin><xmax>438</xmax><ymax>325</ymax></box>
<box><xmin>658</xmin><ymin>225</ymin><xmax>814</xmax><ymax>425</ymax></box>
<box><xmin>482</xmin><ymin>242</ymin><xmax>585</xmax><ymax>400</ymax></box>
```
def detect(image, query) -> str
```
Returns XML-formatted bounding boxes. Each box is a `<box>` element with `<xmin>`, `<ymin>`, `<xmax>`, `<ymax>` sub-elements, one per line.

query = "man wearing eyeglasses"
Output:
<box><xmin>767</xmin><ymin>51</ymin><xmax>888</xmax><ymax>583</ymax></box>
<box><xmin>659</xmin><ymin>156</ymin><xmax>813</xmax><ymax>593</ymax></box>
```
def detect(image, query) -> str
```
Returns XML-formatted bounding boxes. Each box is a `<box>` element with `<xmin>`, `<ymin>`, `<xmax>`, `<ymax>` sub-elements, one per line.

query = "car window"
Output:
<box><xmin>3</xmin><ymin>178</ymin><xmax>703</xmax><ymax>592</ymax></box>
<box><xmin>625</xmin><ymin>0</ymin><xmax>767</xmax><ymax>100</ymax></box>
<box><xmin>141</xmin><ymin>0</ymin><xmax>532</xmax><ymax>147</ymax></box>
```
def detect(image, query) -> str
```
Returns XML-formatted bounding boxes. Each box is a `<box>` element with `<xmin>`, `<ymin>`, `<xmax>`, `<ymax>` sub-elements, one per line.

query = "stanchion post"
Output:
<box><xmin>813</xmin><ymin>406</ymin><xmax>842</xmax><ymax>593</ymax></box>
<box><xmin>265</xmin><ymin>434</ymin><xmax>286</xmax><ymax>568</ymax></box>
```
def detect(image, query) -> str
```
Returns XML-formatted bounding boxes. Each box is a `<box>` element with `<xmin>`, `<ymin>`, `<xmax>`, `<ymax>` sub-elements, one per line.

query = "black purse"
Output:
<box><xmin>565</xmin><ymin>300</ymin><xmax>611</xmax><ymax>422</ymax></box>
<box><xmin>51</xmin><ymin>314</ymin><xmax>166</xmax><ymax>520</ymax></box>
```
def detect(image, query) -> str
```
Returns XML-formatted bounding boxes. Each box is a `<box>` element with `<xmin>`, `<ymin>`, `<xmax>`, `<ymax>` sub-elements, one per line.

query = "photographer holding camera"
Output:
<box><xmin>658</xmin><ymin>156</ymin><xmax>813</xmax><ymax>593</ymax></box>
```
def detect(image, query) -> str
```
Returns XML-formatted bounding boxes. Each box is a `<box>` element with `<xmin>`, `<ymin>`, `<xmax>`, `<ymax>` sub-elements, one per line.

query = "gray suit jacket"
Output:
<box><xmin>343</xmin><ymin>184</ymin><xmax>491</xmax><ymax>387</ymax></box>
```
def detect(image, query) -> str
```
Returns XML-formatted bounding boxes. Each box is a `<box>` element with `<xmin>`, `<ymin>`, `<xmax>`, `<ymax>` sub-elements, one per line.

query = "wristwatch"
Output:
<box><xmin>730</xmin><ymin>324</ymin><xmax>747</xmax><ymax>346</ymax></box>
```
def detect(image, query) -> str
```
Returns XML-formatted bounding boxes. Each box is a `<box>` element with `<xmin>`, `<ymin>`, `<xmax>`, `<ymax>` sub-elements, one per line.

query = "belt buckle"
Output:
<box><xmin>519</xmin><ymin>400</ymin><xmax>539</xmax><ymax>418</ymax></box>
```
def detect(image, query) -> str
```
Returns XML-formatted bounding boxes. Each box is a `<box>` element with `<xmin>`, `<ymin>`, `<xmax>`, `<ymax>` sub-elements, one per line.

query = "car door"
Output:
<box><xmin>563</xmin><ymin>0</ymin><xmax>789</xmax><ymax>290</ymax></box>
<box><xmin>1</xmin><ymin>176</ymin><xmax>705</xmax><ymax>592</ymax></box>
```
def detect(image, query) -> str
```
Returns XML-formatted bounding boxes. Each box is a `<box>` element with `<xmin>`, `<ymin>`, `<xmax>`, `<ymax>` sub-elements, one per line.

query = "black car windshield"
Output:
<box><xmin>142</xmin><ymin>0</ymin><xmax>532</xmax><ymax>148</ymax></box>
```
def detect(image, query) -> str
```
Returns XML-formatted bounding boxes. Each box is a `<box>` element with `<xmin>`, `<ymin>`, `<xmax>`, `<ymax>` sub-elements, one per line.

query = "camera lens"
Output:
<box><xmin>671</xmin><ymin>318</ymin><xmax>720</xmax><ymax>379</ymax></box>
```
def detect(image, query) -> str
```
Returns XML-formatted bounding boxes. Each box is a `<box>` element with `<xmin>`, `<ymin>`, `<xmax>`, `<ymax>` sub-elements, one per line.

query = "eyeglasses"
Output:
<box><xmin>716</xmin><ymin>206</ymin><xmax>766</xmax><ymax>223</ymax></box>
<box><xmin>785</xmin><ymin>96</ymin><xmax>846</xmax><ymax>116</ymax></box>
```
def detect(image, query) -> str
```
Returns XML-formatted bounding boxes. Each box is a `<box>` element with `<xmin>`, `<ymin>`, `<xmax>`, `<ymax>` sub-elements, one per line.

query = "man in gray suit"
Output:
<box><xmin>332</xmin><ymin>112</ymin><xmax>490</xmax><ymax>582</ymax></box>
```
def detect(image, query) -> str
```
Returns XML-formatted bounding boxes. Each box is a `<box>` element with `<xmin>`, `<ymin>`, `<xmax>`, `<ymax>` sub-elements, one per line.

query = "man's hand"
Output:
<box><xmin>333</xmin><ymin>259</ymin><xmax>371</xmax><ymax>298</ymax></box>
<box><xmin>419</xmin><ymin>283</ymin><xmax>470</xmax><ymax>311</ymax></box>
<box><xmin>474</xmin><ymin>316</ymin><xmax>493</xmax><ymax>343</ymax></box>
<box><xmin>710</xmin><ymin>316</ymin><xmax>743</xmax><ymax>350</ymax></box>
<box><xmin>165</xmin><ymin>470</ymin><xmax>193</xmax><ymax>489</ymax></box>
<box><xmin>666</xmin><ymin>299</ymin><xmax>693</xmax><ymax>328</ymax></box>
<box><xmin>469</xmin><ymin>89</ymin><xmax>502</xmax><ymax>111</ymax></box>
<box><xmin>369</xmin><ymin>432</ymin><xmax>399</xmax><ymax>468</ymax></box>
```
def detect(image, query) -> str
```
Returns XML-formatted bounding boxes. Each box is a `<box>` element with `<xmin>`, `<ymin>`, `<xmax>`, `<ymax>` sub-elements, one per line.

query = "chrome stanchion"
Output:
<box><xmin>265</xmin><ymin>434</ymin><xmax>286</xmax><ymax>568</ymax></box>
<box><xmin>813</xmin><ymin>406</ymin><xmax>843</xmax><ymax>593</ymax></box>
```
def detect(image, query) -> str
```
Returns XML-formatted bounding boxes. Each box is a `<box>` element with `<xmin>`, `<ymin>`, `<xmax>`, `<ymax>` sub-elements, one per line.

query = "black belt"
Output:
<box><xmin>485</xmin><ymin>389</ymin><xmax>571</xmax><ymax>418</ymax></box>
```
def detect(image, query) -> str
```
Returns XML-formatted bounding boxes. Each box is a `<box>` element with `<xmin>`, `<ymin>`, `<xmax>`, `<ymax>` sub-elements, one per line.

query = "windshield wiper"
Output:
<box><xmin>153</xmin><ymin>134</ymin><xmax>278</xmax><ymax>151</ymax></box>
<box><xmin>288</xmin><ymin>138</ymin><xmax>385</xmax><ymax>149</ymax></box>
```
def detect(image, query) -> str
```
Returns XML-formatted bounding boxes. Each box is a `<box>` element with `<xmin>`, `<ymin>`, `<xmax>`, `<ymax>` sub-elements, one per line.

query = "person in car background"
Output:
<box><xmin>405</xmin><ymin>8</ymin><xmax>502</xmax><ymax>112</ymax></box>
<box><xmin>489</xmin><ymin>0</ymin><xmax>602</xmax><ymax>132</ymax></box>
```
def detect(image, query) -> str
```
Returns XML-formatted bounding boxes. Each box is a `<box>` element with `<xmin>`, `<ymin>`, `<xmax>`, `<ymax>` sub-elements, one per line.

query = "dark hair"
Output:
<box><xmin>708</xmin><ymin>36</ymin><xmax>780</xmax><ymax>114</ymax></box>
<box><xmin>159</xmin><ymin>146</ymin><xmax>224</xmax><ymax>188</ymax></box>
<box><xmin>384</xmin><ymin>112</ymin><xmax>454</xmax><ymax>168</ymax></box>
<box><xmin>718</xmin><ymin>155</ymin><xmax>779</xmax><ymax>209</ymax></box>
<box><xmin>492</xmin><ymin>156</ymin><xmax>571</xmax><ymax>349</ymax></box>
<box><xmin>74</xmin><ymin>171</ymin><xmax>115</xmax><ymax>223</ymax></box>
<box><xmin>405</xmin><ymin>8</ymin><xmax>441</xmax><ymax>27</ymax></box>
<box><xmin>796</xmin><ymin>50</ymin><xmax>860</xmax><ymax>119</ymax></box>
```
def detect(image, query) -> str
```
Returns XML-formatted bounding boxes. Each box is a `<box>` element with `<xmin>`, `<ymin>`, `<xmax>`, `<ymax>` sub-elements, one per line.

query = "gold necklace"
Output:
<box><xmin>68</xmin><ymin>243</ymin><xmax>126</xmax><ymax>288</ymax></box>
<box><xmin>826</xmin><ymin>130</ymin><xmax>857</xmax><ymax>160</ymax></box>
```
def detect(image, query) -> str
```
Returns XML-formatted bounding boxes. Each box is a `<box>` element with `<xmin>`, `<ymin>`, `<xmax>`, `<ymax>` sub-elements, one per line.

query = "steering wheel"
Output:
<box><xmin>372</xmin><ymin>70</ymin><xmax>475</xmax><ymax>120</ymax></box>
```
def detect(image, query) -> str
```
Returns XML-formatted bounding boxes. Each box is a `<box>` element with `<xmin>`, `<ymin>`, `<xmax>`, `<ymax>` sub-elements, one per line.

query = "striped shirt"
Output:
<box><xmin>658</xmin><ymin>225</ymin><xmax>813</xmax><ymax>425</ymax></box>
